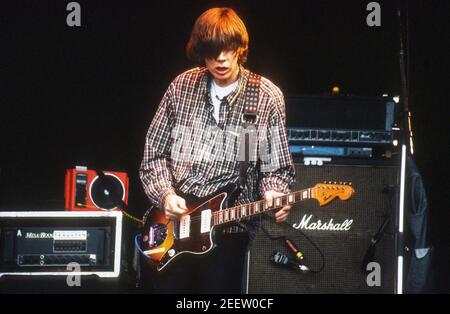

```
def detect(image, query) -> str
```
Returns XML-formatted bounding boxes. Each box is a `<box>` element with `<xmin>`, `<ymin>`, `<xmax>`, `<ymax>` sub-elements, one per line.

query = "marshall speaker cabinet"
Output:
<box><xmin>246</xmin><ymin>161</ymin><xmax>406</xmax><ymax>294</ymax></box>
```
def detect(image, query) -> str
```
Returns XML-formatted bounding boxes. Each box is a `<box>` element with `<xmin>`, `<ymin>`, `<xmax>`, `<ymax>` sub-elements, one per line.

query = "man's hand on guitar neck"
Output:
<box><xmin>161</xmin><ymin>190</ymin><xmax>291</xmax><ymax>222</ymax></box>
<box><xmin>264</xmin><ymin>191</ymin><xmax>292</xmax><ymax>223</ymax></box>
<box><xmin>163</xmin><ymin>192</ymin><xmax>188</xmax><ymax>220</ymax></box>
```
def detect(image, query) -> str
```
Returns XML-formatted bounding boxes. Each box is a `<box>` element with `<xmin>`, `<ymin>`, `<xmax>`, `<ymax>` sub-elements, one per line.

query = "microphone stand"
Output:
<box><xmin>395</xmin><ymin>0</ymin><xmax>412</xmax><ymax>294</ymax></box>
<box><xmin>398</xmin><ymin>0</ymin><xmax>413</xmax><ymax>153</ymax></box>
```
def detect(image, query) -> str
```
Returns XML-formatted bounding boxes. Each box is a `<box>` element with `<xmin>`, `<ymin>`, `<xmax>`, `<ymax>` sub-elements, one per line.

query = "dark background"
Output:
<box><xmin>1</xmin><ymin>0</ymin><xmax>448</xmax><ymax>292</ymax></box>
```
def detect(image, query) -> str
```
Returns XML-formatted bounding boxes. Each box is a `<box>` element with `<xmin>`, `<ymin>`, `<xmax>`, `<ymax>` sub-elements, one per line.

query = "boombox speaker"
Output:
<box><xmin>246</xmin><ymin>161</ymin><xmax>407</xmax><ymax>294</ymax></box>
<box><xmin>65</xmin><ymin>166</ymin><xmax>129</xmax><ymax>211</ymax></box>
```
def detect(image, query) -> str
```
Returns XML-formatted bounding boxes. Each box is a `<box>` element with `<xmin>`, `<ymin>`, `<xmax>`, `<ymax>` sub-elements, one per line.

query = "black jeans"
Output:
<box><xmin>139</xmin><ymin>232</ymin><xmax>250</xmax><ymax>294</ymax></box>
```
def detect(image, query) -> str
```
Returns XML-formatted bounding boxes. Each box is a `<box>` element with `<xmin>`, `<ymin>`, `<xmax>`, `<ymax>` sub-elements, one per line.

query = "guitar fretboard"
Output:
<box><xmin>211</xmin><ymin>188</ymin><xmax>312</xmax><ymax>226</ymax></box>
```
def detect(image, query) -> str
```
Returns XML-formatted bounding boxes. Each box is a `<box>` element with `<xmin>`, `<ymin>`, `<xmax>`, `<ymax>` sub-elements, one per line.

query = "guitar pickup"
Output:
<box><xmin>179</xmin><ymin>215</ymin><xmax>191</xmax><ymax>239</ymax></box>
<box><xmin>201</xmin><ymin>210</ymin><xmax>212</xmax><ymax>233</ymax></box>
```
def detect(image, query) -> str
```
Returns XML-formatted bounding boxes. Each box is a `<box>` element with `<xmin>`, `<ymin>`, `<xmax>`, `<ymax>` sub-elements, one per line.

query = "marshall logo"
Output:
<box><xmin>293</xmin><ymin>214</ymin><xmax>353</xmax><ymax>231</ymax></box>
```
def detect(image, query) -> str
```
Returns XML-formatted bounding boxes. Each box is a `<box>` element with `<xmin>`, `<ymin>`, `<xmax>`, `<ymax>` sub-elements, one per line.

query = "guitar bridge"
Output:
<box><xmin>173</xmin><ymin>221</ymin><xmax>180</xmax><ymax>240</ymax></box>
<box><xmin>148</xmin><ymin>224</ymin><xmax>167</xmax><ymax>248</ymax></box>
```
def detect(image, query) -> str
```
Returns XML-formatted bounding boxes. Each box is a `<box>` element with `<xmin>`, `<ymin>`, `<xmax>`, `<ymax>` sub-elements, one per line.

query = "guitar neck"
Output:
<box><xmin>211</xmin><ymin>188</ymin><xmax>313</xmax><ymax>227</ymax></box>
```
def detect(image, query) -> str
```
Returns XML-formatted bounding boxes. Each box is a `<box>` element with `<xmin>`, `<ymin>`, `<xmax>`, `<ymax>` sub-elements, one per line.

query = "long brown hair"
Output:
<box><xmin>186</xmin><ymin>8</ymin><xmax>249</xmax><ymax>65</ymax></box>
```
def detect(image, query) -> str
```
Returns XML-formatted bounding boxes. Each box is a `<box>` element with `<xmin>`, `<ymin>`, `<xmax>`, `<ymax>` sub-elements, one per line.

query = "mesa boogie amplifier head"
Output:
<box><xmin>0</xmin><ymin>211</ymin><xmax>122</xmax><ymax>278</ymax></box>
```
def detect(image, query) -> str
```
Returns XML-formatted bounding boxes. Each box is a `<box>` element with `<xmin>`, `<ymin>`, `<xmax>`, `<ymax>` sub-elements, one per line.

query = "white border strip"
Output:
<box><xmin>113</xmin><ymin>211</ymin><xmax>123</xmax><ymax>278</ymax></box>
<box><xmin>397</xmin><ymin>144</ymin><xmax>407</xmax><ymax>294</ymax></box>
<box><xmin>397</xmin><ymin>256</ymin><xmax>404</xmax><ymax>294</ymax></box>
<box><xmin>399</xmin><ymin>145</ymin><xmax>406</xmax><ymax>234</ymax></box>
<box><xmin>245</xmin><ymin>250</ymin><xmax>250</xmax><ymax>294</ymax></box>
<box><xmin>0</xmin><ymin>211</ymin><xmax>122</xmax><ymax>278</ymax></box>
<box><xmin>0</xmin><ymin>211</ymin><xmax>122</xmax><ymax>218</ymax></box>
<box><xmin>0</xmin><ymin>271</ymin><xmax>119</xmax><ymax>278</ymax></box>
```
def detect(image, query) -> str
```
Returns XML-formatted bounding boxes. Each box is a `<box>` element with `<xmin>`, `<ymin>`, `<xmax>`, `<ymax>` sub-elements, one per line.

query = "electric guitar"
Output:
<box><xmin>142</xmin><ymin>182</ymin><xmax>355</xmax><ymax>271</ymax></box>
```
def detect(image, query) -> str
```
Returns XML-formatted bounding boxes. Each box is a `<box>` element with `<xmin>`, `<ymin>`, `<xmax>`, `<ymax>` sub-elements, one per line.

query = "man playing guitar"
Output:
<box><xmin>139</xmin><ymin>7</ymin><xmax>295</xmax><ymax>293</ymax></box>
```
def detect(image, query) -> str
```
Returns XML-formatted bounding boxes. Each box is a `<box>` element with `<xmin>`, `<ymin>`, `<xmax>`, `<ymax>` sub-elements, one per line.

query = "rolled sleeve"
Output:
<box><xmin>139</xmin><ymin>85</ymin><xmax>176</xmax><ymax>208</ymax></box>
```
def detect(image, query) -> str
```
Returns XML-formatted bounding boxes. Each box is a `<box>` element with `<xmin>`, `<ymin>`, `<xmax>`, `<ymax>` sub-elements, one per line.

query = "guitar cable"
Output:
<box><xmin>84</xmin><ymin>205</ymin><xmax>144</xmax><ymax>227</ymax></box>
<box><xmin>134</xmin><ymin>234</ymin><xmax>152</xmax><ymax>260</ymax></box>
<box><xmin>260</xmin><ymin>213</ymin><xmax>325</xmax><ymax>274</ymax></box>
<box><xmin>122</xmin><ymin>210</ymin><xmax>144</xmax><ymax>226</ymax></box>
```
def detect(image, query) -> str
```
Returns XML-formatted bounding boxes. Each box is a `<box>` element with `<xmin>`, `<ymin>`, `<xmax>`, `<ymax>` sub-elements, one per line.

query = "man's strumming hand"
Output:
<box><xmin>163</xmin><ymin>192</ymin><xmax>188</xmax><ymax>220</ymax></box>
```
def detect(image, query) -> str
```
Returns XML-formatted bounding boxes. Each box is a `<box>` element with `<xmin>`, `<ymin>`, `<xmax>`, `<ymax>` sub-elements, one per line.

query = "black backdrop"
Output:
<box><xmin>1</xmin><ymin>0</ymin><xmax>449</xmax><ymax>292</ymax></box>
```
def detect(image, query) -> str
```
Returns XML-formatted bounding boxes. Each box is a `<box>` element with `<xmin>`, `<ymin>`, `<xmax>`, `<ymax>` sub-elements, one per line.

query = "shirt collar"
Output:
<box><xmin>204</xmin><ymin>65</ymin><xmax>248</xmax><ymax>106</ymax></box>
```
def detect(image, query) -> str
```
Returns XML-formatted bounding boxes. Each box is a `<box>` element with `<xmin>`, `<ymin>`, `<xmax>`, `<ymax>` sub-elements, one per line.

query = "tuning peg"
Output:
<box><xmin>349</xmin><ymin>182</ymin><xmax>352</xmax><ymax>186</ymax></box>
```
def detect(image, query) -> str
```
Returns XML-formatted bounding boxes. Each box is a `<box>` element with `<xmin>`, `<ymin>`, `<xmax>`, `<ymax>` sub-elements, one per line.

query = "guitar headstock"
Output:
<box><xmin>312</xmin><ymin>182</ymin><xmax>355</xmax><ymax>206</ymax></box>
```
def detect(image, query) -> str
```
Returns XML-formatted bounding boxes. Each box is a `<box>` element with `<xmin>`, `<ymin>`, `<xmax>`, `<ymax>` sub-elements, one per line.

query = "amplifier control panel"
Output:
<box><xmin>288</xmin><ymin>128</ymin><xmax>393</xmax><ymax>145</ymax></box>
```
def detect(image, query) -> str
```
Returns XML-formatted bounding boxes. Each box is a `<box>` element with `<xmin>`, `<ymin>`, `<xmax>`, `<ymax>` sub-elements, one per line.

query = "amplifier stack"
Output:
<box><xmin>246</xmin><ymin>161</ymin><xmax>407</xmax><ymax>294</ymax></box>
<box><xmin>285</xmin><ymin>94</ymin><xmax>399</xmax><ymax>161</ymax></box>
<box><xmin>246</xmin><ymin>94</ymin><xmax>407</xmax><ymax>294</ymax></box>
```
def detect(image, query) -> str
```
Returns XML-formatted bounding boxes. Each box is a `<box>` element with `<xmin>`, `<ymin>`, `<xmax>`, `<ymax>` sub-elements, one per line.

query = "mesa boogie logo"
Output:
<box><xmin>17</xmin><ymin>230</ymin><xmax>54</xmax><ymax>239</ymax></box>
<box><xmin>292</xmin><ymin>214</ymin><xmax>353</xmax><ymax>231</ymax></box>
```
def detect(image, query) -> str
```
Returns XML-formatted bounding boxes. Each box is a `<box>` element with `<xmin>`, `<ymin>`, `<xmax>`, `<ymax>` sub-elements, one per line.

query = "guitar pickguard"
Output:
<box><xmin>142</xmin><ymin>184</ymin><xmax>240</xmax><ymax>271</ymax></box>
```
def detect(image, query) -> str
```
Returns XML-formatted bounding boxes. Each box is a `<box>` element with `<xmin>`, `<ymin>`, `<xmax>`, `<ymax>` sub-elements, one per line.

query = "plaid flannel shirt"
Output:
<box><xmin>139</xmin><ymin>66</ymin><xmax>295</xmax><ymax>209</ymax></box>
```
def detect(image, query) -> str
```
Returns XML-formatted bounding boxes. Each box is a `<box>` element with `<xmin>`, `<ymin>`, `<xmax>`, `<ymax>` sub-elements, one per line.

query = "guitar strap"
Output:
<box><xmin>239</xmin><ymin>72</ymin><xmax>261</xmax><ymax>193</ymax></box>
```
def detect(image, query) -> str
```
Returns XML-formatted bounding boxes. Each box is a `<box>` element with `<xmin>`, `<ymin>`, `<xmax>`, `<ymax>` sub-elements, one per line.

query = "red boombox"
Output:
<box><xmin>64</xmin><ymin>166</ymin><xmax>129</xmax><ymax>211</ymax></box>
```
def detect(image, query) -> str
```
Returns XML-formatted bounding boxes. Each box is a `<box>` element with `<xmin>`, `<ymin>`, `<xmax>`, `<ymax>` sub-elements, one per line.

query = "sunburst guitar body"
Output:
<box><xmin>142</xmin><ymin>182</ymin><xmax>354</xmax><ymax>271</ymax></box>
